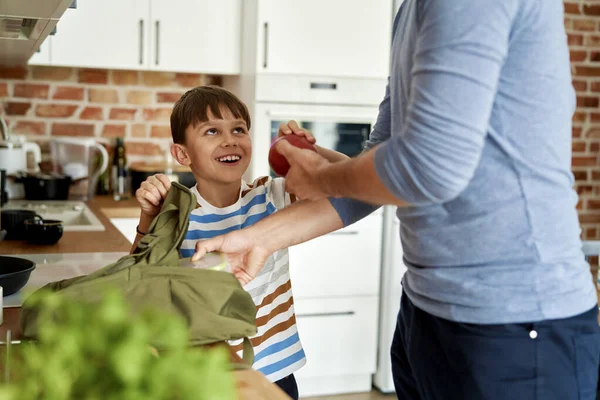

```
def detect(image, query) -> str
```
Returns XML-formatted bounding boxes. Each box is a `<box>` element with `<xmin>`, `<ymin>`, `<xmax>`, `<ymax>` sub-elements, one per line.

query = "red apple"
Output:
<box><xmin>268</xmin><ymin>135</ymin><xmax>318</xmax><ymax>177</ymax></box>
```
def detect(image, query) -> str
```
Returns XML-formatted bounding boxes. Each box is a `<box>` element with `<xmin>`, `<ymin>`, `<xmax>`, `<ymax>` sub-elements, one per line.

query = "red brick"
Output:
<box><xmin>583</xmin><ymin>5</ymin><xmax>600</xmax><ymax>15</ymax></box>
<box><xmin>150</xmin><ymin>125</ymin><xmax>171</xmax><ymax>138</ymax></box>
<box><xmin>125</xmin><ymin>141</ymin><xmax>164</xmax><ymax>156</ymax></box>
<box><xmin>573</xmin><ymin>126</ymin><xmax>583</xmax><ymax>138</ymax></box>
<box><xmin>573</xmin><ymin>112</ymin><xmax>587</xmax><ymax>123</ymax></box>
<box><xmin>580</xmin><ymin>213</ymin><xmax>600</xmax><ymax>223</ymax></box>
<box><xmin>126</xmin><ymin>90</ymin><xmax>152</xmax><ymax>105</ymax></box>
<box><xmin>89</xmin><ymin>88</ymin><xmax>119</xmax><ymax>103</ymax></box>
<box><xmin>109</xmin><ymin>108</ymin><xmax>137</xmax><ymax>120</ymax></box>
<box><xmin>586</xmin><ymin>35</ymin><xmax>600</xmax><ymax>46</ymax></box>
<box><xmin>12</xmin><ymin>121</ymin><xmax>46</xmax><ymax>135</ymax></box>
<box><xmin>156</xmin><ymin>92</ymin><xmax>183</xmax><ymax>103</ymax></box>
<box><xmin>570</xmin><ymin>51</ymin><xmax>587</xmax><ymax>62</ymax></box>
<box><xmin>53</xmin><ymin>86</ymin><xmax>84</xmax><ymax>100</ymax></box>
<box><xmin>31</xmin><ymin>66</ymin><xmax>73</xmax><ymax>81</ymax></box>
<box><xmin>591</xmin><ymin>113</ymin><xmax>600</xmax><ymax>123</ymax></box>
<box><xmin>565</xmin><ymin>2</ymin><xmax>581</xmax><ymax>14</ymax></box>
<box><xmin>0</xmin><ymin>66</ymin><xmax>27</xmax><ymax>80</ymax></box>
<box><xmin>592</xmin><ymin>142</ymin><xmax>600</xmax><ymax>152</ymax></box>
<box><xmin>102</xmin><ymin>124</ymin><xmax>126</xmax><ymax>138</ymax></box>
<box><xmin>78</xmin><ymin>69</ymin><xmax>108</xmax><ymax>84</ymax></box>
<box><xmin>573</xmin><ymin>141</ymin><xmax>586</xmax><ymax>152</ymax></box>
<box><xmin>592</xmin><ymin>170</ymin><xmax>600</xmax><ymax>180</ymax></box>
<box><xmin>589</xmin><ymin>200</ymin><xmax>600</xmax><ymax>209</ymax></box>
<box><xmin>573</xmin><ymin>156</ymin><xmax>598</xmax><ymax>167</ymax></box>
<box><xmin>591</xmin><ymin>82</ymin><xmax>600</xmax><ymax>93</ymax></box>
<box><xmin>142</xmin><ymin>72</ymin><xmax>175</xmax><ymax>87</ymax></box>
<box><xmin>575</xmin><ymin>66</ymin><xmax>600</xmax><ymax>77</ymax></box>
<box><xmin>573</xmin><ymin>19</ymin><xmax>597</xmax><ymax>32</ymax></box>
<box><xmin>5</xmin><ymin>102</ymin><xmax>31</xmax><ymax>116</ymax></box>
<box><xmin>573</xmin><ymin>80</ymin><xmax>588</xmax><ymax>91</ymax></box>
<box><xmin>144</xmin><ymin>108</ymin><xmax>172</xmax><ymax>121</ymax></box>
<box><xmin>131</xmin><ymin>124</ymin><xmax>147</xmax><ymax>138</ymax></box>
<box><xmin>577</xmin><ymin>96</ymin><xmax>599</xmax><ymax>108</ymax></box>
<box><xmin>577</xmin><ymin>199</ymin><xmax>583</xmax><ymax>210</ymax></box>
<box><xmin>577</xmin><ymin>185</ymin><xmax>594</xmax><ymax>195</ymax></box>
<box><xmin>591</xmin><ymin>52</ymin><xmax>600</xmax><ymax>62</ymax></box>
<box><xmin>35</xmin><ymin>104</ymin><xmax>78</xmax><ymax>118</ymax></box>
<box><xmin>51</xmin><ymin>123</ymin><xmax>95</xmax><ymax>137</ymax></box>
<box><xmin>175</xmin><ymin>73</ymin><xmax>205</xmax><ymax>87</ymax></box>
<box><xmin>0</xmin><ymin>83</ymin><xmax>7</xmax><ymax>97</ymax></box>
<box><xmin>574</xmin><ymin>170</ymin><xmax>588</xmax><ymax>181</ymax></box>
<box><xmin>79</xmin><ymin>106</ymin><xmax>104</xmax><ymax>120</ymax></box>
<box><xmin>586</xmin><ymin>227</ymin><xmax>599</xmax><ymax>240</ymax></box>
<box><xmin>13</xmin><ymin>83</ymin><xmax>49</xmax><ymax>99</ymax></box>
<box><xmin>568</xmin><ymin>34</ymin><xmax>584</xmax><ymax>45</ymax></box>
<box><xmin>112</xmin><ymin>70</ymin><xmax>139</xmax><ymax>85</ymax></box>
<box><xmin>586</xmin><ymin>127</ymin><xmax>600</xmax><ymax>137</ymax></box>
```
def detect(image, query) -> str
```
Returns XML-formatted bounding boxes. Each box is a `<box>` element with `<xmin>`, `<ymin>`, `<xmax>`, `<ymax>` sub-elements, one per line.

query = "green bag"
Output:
<box><xmin>20</xmin><ymin>182</ymin><xmax>257</xmax><ymax>364</ymax></box>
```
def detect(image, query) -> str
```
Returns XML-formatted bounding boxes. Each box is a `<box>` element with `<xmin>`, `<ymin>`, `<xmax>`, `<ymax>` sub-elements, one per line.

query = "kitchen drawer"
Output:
<box><xmin>294</xmin><ymin>296</ymin><xmax>379</xmax><ymax>380</ymax></box>
<box><xmin>289</xmin><ymin>211</ymin><xmax>383</xmax><ymax>298</ymax></box>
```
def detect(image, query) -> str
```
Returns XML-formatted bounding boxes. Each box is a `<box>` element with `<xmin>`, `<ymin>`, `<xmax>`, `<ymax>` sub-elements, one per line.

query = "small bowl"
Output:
<box><xmin>24</xmin><ymin>218</ymin><xmax>63</xmax><ymax>245</ymax></box>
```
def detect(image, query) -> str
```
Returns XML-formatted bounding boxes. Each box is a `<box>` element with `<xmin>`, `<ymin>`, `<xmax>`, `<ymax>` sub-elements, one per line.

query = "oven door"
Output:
<box><xmin>250</xmin><ymin>102</ymin><xmax>379</xmax><ymax>179</ymax></box>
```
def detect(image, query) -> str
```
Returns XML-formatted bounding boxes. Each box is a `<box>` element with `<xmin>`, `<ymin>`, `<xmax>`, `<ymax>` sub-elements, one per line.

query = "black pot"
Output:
<box><xmin>0</xmin><ymin>255</ymin><xmax>36</xmax><ymax>296</ymax></box>
<box><xmin>18</xmin><ymin>173</ymin><xmax>72</xmax><ymax>201</ymax></box>
<box><xmin>1</xmin><ymin>210</ymin><xmax>42</xmax><ymax>240</ymax></box>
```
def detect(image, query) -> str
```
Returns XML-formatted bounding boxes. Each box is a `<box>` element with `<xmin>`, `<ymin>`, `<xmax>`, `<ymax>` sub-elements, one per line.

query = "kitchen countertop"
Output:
<box><xmin>0</xmin><ymin>196</ymin><xmax>139</xmax><ymax>255</ymax></box>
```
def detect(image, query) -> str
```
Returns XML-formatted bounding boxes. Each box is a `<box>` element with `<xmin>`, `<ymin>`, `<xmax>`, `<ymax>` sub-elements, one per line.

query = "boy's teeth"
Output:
<box><xmin>218</xmin><ymin>155</ymin><xmax>240</xmax><ymax>162</ymax></box>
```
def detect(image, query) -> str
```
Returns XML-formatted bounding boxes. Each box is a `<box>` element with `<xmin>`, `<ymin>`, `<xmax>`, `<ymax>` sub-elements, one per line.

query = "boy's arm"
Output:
<box><xmin>129</xmin><ymin>213</ymin><xmax>153</xmax><ymax>254</ymax></box>
<box><xmin>314</xmin><ymin>145</ymin><xmax>350</xmax><ymax>163</ymax></box>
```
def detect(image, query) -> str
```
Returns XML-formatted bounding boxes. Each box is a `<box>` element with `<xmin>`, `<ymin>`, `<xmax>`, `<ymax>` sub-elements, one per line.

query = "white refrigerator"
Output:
<box><xmin>373</xmin><ymin>206</ymin><xmax>407</xmax><ymax>393</ymax></box>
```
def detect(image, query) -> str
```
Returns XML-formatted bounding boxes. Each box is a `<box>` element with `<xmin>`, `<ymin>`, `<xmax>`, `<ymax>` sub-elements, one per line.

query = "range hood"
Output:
<box><xmin>0</xmin><ymin>0</ymin><xmax>73</xmax><ymax>66</ymax></box>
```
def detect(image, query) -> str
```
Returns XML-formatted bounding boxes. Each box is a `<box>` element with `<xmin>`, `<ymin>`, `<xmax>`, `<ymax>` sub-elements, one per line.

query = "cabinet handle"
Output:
<box><xmin>138</xmin><ymin>19</ymin><xmax>144</xmax><ymax>65</ymax></box>
<box><xmin>263</xmin><ymin>22</ymin><xmax>269</xmax><ymax>69</ymax></box>
<box><xmin>296</xmin><ymin>311</ymin><xmax>355</xmax><ymax>318</ymax></box>
<box><xmin>310</xmin><ymin>82</ymin><xmax>337</xmax><ymax>90</ymax></box>
<box><xmin>330</xmin><ymin>231</ymin><xmax>359</xmax><ymax>236</ymax></box>
<box><xmin>155</xmin><ymin>20</ymin><xmax>160</xmax><ymax>66</ymax></box>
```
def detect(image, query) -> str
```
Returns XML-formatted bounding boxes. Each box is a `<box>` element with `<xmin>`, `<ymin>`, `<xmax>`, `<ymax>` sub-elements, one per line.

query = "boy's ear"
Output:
<box><xmin>171</xmin><ymin>143</ymin><xmax>191</xmax><ymax>166</ymax></box>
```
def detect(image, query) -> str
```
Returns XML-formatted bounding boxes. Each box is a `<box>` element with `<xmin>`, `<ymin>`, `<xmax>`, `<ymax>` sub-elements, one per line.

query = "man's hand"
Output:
<box><xmin>276</xmin><ymin>140</ymin><xmax>333</xmax><ymax>201</ymax></box>
<box><xmin>278</xmin><ymin>120</ymin><xmax>316</xmax><ymax>144</ymax></box>
<box><xmin>192</xmin><ymin>231</ymin><xmax>271</xmax><ymax>286</ymax></box>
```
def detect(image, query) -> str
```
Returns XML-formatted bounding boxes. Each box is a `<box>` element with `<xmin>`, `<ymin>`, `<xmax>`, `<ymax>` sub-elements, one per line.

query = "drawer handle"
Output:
<box><xmin>330</xmin><ymin>231</ymin><xmax>359</xmax><ymax>236</ymax></box>
<box><xmin>296</xmin><ymin>311</ymin><xmax>355</xmax><ymax>318</ymax></box>
<box><xmin>310</xmin><ymin>82</ymin><xmax>337</xmax><ymax>90</ymax></box>
<box><xmin>263</xmin><ymin>22</ymin><xmax>269</xmax><ymax>69</ymax></box>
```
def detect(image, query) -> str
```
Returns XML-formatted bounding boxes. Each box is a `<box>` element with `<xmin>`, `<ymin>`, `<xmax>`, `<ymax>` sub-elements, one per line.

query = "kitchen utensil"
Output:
<box><xmin>17</xmin><ymin>172</ymin><xmax>72</xmax><ymax>201</ymax></box>
<box><xmin>0</xmin><ymin>256</ymin><xmax>36</xmax><ymax>296</ymax></box>
<box><xmin>130</xmin><ymin>161</ymin><xmax>195</xmax><ymax>195</ymax></box>
<box><xmin>0</xmin><ymin>210</ymin><xmax>42</xmax><ymax>240</ymax></box>
<box><xmin>0</xmin><ymin>119</ymin><xmax>42</xmax><ymax>200</ymax></box>
<box><xmin>24</xmin><ymin>217</ymin><xmax>63</xmax><ymax>245</ymax></box>
<box><xmin>50</xmin><ymin>137</ymin><xmax>108</xmax><ymax>200</ymax></box>
<box><xmin>0</xmin><ymin>170</ymin><xmax>7</xmax><ymax>207</ymax></box>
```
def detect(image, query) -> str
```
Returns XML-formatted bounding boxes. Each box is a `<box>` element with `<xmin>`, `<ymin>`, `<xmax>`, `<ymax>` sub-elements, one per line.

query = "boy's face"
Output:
<box><xmin>174</xmin><ymin>108</ymin><xmax>252</xmax><ymax>185</ymax></box>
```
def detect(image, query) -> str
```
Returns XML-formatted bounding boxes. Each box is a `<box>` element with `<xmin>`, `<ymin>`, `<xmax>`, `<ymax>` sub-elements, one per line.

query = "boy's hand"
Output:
<box><xmin>278</xmin><ymin>120</ymin><xmax>316</xmax><ymax>144</ymax></box>
<box><xmin>135</xmin><ymin>174</ymin><xmax>172</xmax><ymax>218</ymax></box>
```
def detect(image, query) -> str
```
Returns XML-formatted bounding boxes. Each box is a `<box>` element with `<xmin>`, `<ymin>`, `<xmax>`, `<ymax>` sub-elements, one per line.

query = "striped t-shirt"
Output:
<box><xmin>179</xmin><ymin>177</ymin><xmax>307</xmax><ymax>382</ymax></box>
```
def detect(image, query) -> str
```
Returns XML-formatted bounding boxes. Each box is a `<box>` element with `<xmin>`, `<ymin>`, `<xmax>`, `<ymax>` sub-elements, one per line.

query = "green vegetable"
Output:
<box><xmin>0</xmin><ymin>290</ymin><xmax>236</xmax><ymax>400</ymax></box>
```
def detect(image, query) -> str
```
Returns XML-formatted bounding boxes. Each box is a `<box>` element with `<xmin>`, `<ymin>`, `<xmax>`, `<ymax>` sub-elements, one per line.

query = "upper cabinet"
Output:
<box><xmin>29</xmin><ymin>0</ymin><xmax>241</xmax><ymax>74</ymax></box>
<box><xmin>256</xmin><ymin>0</ymin><xmax>393</xmax><ymax>79</ymax></box>
<box><xmin>148</xmin><ymin>0</ymin><xmax>240</xmax><ymax>74</ymax></box>
<box><xmin>50</xmin><ymin>0</ymin><xmax>147</xmax><ymax>70</ymax></box>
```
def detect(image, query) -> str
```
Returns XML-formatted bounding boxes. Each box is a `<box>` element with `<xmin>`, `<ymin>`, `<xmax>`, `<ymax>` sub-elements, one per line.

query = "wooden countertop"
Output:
<box><xmin>0</xmin><ymin>197</ymin><xmax>135</xmax><ymax>255</ymax></box>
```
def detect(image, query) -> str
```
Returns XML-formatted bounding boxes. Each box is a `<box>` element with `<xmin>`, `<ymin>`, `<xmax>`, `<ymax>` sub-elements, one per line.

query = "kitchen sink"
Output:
<box><xmin>3</xmin><ymin>200</ymin><xmax>106</xmax><ymax>231</ymax></box>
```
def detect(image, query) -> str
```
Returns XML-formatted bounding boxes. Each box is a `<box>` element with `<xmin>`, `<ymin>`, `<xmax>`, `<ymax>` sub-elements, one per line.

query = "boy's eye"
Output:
<box><xmin>206</xmin><ymin>128</ymin><xmax>218</xmax><ymax>135</ymax></box>
<box><xmin>233</xmin><ymin>127</ymin><xmax>245</xmax><ymax>134</ymax></box>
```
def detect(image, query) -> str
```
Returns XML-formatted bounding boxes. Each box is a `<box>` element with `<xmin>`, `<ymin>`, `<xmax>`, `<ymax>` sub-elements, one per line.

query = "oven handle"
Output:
<box><xmin>265</xmin><ymin>110</ymin><xmax>375</xmax><ymax>121</ymax></box>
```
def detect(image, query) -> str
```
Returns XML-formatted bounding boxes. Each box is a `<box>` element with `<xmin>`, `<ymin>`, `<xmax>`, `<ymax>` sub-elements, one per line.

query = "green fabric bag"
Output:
<box><xmin>20</xmin><ymin>182</ymin><xmax>257</xmax><ymax>364</ymax></box>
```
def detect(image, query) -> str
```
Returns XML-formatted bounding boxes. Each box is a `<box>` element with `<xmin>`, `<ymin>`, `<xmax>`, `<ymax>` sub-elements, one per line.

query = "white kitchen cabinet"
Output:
<box><xmin>30</xmin><ymin>0</ymin><xmax>241</xmax><ymax>74</ymax></box>
<box><xmin>256</xmin><ymin>0</ymin><xmax>393</xmax><ymax>78</ymax></box>
<box><xmin>148</xmin><ymin>0</ymin><xmax>241</xmax><ymax>74</ymax></box>
<box><xmin>294</xmin><ymin>296</ymin><xmax>379</xmax><ymax>396</ymax></box>
<box><xmin>50</xmin><ymin>0</ymin><xmax>148</xmax><ymax>70</ymax></box>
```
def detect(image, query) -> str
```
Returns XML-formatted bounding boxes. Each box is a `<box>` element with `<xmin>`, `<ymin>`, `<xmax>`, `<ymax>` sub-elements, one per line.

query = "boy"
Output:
<box><xmin>131</xmin><ymin>85</ymin><xmax>348</xmax><ymax>399</ymax></box>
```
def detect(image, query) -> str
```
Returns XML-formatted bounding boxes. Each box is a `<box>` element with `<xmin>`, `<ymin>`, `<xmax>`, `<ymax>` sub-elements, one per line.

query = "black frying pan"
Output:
<box><xmin>0</xmin><ymin>256</ymin><xmax>36</xmax><ymax>296</ymax></box>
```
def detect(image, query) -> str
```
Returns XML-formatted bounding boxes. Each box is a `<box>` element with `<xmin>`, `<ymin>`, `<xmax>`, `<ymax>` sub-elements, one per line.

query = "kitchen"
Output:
<box><xmin>1</xmin><ymin>1</ymin><xmax>600</xmax><ymax>399</ymax></box>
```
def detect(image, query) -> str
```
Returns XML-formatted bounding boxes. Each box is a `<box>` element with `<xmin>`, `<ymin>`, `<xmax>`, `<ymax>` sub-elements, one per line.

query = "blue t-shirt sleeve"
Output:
<box><xmin>375</xmin><ymin>0</ymin><xmax>519</xmax><ymax>205</ymax></box>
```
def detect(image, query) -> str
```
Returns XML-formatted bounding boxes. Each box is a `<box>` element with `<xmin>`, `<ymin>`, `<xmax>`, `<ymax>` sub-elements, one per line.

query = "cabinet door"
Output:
<box><xmin>50</xmin><ymin>0</ymin><xmax>149</xmax><ymax>70</ymax></box>
<box><xmin>149</xmin><ymin>0</ymin><xmax>241</xmax><ymax>74</ymax></box>
<box><xmin>28</xmin><ymin>41</ymin><xmax>51</xmax><ymax>65</ymax></box>
<box><xmin>257</xmin><ymin>0</ymin><xmax>392</xmax><ymax>78</ymax></box>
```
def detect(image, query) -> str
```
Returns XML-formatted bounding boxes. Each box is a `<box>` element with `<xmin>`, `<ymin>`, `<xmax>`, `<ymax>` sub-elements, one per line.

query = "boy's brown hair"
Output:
<box><xmin>170</xmin><ymin>85</ymin><xmax>251</xmax><ymax>145</ymax></box>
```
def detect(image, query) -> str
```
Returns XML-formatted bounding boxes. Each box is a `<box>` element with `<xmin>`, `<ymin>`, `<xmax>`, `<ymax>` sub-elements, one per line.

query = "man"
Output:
<box><xmin>194</xmin><ymin>0</ymin><xmax>600</xmax><ymax>398</ymax></box>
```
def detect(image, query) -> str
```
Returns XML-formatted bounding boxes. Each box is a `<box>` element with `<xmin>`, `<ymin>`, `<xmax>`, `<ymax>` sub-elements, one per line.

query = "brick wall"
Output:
<box><xmin>567</xmin><ymin>1</ymin><xmax>600</xmax><ymax>241</ymax></box>
<box><xmin>0</xmin><ymin>66</ymin><xmax>220</xmax><ymax>164</ymax></box>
